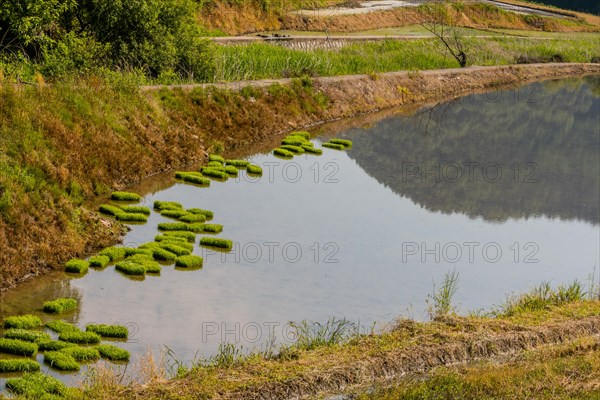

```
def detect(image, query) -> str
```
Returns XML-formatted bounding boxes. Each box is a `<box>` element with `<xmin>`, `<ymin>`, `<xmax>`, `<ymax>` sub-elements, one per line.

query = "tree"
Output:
<box><xmin>421</xmin><ymin>2</ymin><xmax>468</xmax><ymax>68</ymax></box>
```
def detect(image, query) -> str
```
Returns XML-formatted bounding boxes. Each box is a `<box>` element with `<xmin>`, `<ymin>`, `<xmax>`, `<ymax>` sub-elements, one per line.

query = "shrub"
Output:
<box><xmin>4</xmin><ymin>315</ymin><xmax>42</xmax><ymax>329</ymax></box>
<box><xmin>274</xmin><ymin>148</ymin><xmax>294</xmax><ymax>158</ymax></box>
<box><xmin>322</xmin><ymin>142</ymin><xmax>345</xmax><ymax>150</ymax></box>
<box><xmin>154</xmin><ymin>201</ymin><xmax>183</xmax><ymax>211</ymax></box>
<box><xmin>330</xmin><ymin>139</ymin><xmax>353</xmax><ymax>148</ymax></box>
<box><xmin>99</xmin><ymin>204</ymin><xmax>123</xmax><ymax>216</ymax></box>
<box><xmin>202</xmin><ymin>168</ymin><xmax>229</xmax><ymax>180</ymax></box>
<box><xmin>44</xmin><ymin>351</ymin><xmax>80</xmax><ymax>371</ymax></box>
<box><xmin>115</xmin><ymin>212</ymin><xmax>148</xmax><ymax>223</ymax></box>
<box><xmin>289</xmin><ymin>131</ymin><xmax>311</xmax><ymax>139</ymax></box>
<box><xmin>0</xmin><ymin>359</ymin><xmax>40</xmax><ymax>373</ymax></box>
<box><xmin>0</xmin><ymin>338</ymin><xmax>38</xmax><ymax>356</ymax></box>
<box><xmin>97</xmin><ymin>344</ymin><xmax>130</xmax><ymax>362</ymax></box>
<box><xmin>4</xmin><ymin>329</ymin><xmax>50</xmax><ymax>342</ymax></box>
<box><xmin>37</xmin><ymin>340</ymin><xmax>76</xmax><ymax>351</ymax></box>
<box><xmin>175</xmin><ymin>255</ymin><xmax>203</xmax><ymax>268</ymax></box>
<box><xmin>208</xmin><ymin>154</ymin><xmax>225</xmax><ymax>163</ymax></box>
<box><xmin>280</xmin><ymin>145</ymin><xmax>305</xmax><ymax>154</ymax></box>
<box><xmin>164</xmin><ymin>231</ymin><xmax>197</xmax><ymax>242</ymax></box>
<box><xmin>187</xmin><ymin>208</ymin><xmax>214</xmax><ymax>219</ymax></box>
<box><xmin>99</xmin><ymin>247</ymin><xmax>127</xmax><ymax>261</ymax></box>
<box><xmin>119</xmin><ymin>205</ymin><xmax>151</xmax><ymax>215</ymax></box>
<box><xmin>58</xmin><ymin>331</ymin><xmax>101</xmax><ymax>344</ymax></box>
<box><xmin>158</xmin><ymin>222</ymin><xmax>189</xmax><ymax>231</ymax></box>
<box><xmin>89</xmin><ymin>255</ymin><xmax>111</xmax><ymax>268</ymax></box>
<box><xmin>200</xmin><ymin>237</ymin><xmax>233</xmax><ymax>250</ymax></box>
<box><xmin>111</xmin><ymin>192</ymin><xmax>141</xmax><ymax>201</ymax></box>
<box><xmin>155</xmin><ymin>235</ymin><xmax>187</xmax><ymax>243</ymax></box>
<box><xmin>152</xmin><ymin>248</ymin><xmax>178</xmax><ymax>261</ymax></box>
<box><xmin>203</xmin><ymin>224</ymin><xmax>223</xmax><ymax>233</ymax></box>
<box><xmin>160</xmin><ymin>244</ymin><xmax>191</xmax><ymax>256</ymax></box>
<box><xmin>302</xmin><ymin>145</ymin><xmax>322</xmax><ymax>155</ymax></box>
<box><xmin>5</xmin><ymin>372</ymin><xmax>67</xmax><ymax>397</ymax></box>
<box><xmin>246</xmin><ymin>164</ymin><xmax>263</xmax><ymax>175</ymax></box>
<box><xmin>179</xmin><ymin>213</ymin><xmax>206</xmax><ymax>223</ymax></box>
<box><xmin>86</xmin><ymin>324</ymin><xmax>128</xmax><ymax>339</ymax></box>
<box><xmin>45</xmin><ymin>320</ymin><xmax>79</xmax><ymax>334</ymax></box>
<box><xmin>65</xmin><ymin>258</ymin><xmax>89</xmax><ymax>274</ymax></box>
<box><xmin>60</xmin><ymin>346</ymin><xmax>100</xmax><ymax>362</ymax></box>
<box><xmin>43</xmin><ymin>298</ymin><xmax>77</xmax><ymax>314</ymax></box>
<box><xmin>115</xmin><ymin>261</ymin><xmax>146</xmax><ymax>276</ymax></box>
<box><xmin>225</xmin><ymin>159</ymin><xmax>249</xmax><ymax>167</ymax></box>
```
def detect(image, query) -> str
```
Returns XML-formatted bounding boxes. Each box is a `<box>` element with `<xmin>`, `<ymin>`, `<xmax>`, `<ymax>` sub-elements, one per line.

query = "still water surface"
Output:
<box><xmin>1</xmin><ymin>76</ymin><xmax>598</xmax><ymax>386</ymax></box>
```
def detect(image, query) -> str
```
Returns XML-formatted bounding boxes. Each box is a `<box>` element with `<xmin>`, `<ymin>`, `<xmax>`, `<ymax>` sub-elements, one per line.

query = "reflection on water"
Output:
<box><xmin>0</xmin><ymin>77</ymin><xmax>599</xmax><ymax>385</ymax></box>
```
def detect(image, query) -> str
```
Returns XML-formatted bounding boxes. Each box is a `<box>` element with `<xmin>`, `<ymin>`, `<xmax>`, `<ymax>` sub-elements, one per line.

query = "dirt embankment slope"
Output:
<box><xmin>1</xmin><ymin>63</ymin><xmax>599</xmax><ymax>291</ymax></box>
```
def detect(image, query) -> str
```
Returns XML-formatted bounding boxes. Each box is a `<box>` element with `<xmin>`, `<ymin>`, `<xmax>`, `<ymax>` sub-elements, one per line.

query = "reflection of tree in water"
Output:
<box><xmin>345</xmin><ymin>77</ymin><xmax>600</xmax><ymax>224</ymax></box>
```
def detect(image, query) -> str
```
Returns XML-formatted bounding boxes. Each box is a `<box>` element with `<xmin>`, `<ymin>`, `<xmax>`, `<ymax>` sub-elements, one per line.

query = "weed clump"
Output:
<box><xmin>175</xmin><ymin>255</ymin><xmax>204</xmax><ymax>268</ymax></box>
<box><xmin>86</xmin><ymin>324</ymin><xmax>128</xmax><ymax>339</ymax></box>
<box><xmin>246</xmin><ymin>164</ymin><xmax>263</xmax><ymax>175</ymax></box>
<box><xmin>45</xmin><ymin>320</ymin><xmax>79</xmax><ymax>334</ymax></box>
<box><xmin>111</xmin><ymin>192</ymin><xmax>141</xmax><ymax>202</ymax></box>
<box><xmin>200</xmin><ymin>237</ymin><xmax>233</xmax><ymax>250</ymax></box>
<box><xmin>89</xmin><ymin>255</ymin><xmax>111</xmax><ymax>268</ymax></box>
<box><xmin>203</xmin><ymin>224</ymin><xmax>223</xmax><ymax>233</ymax></box>
<box><xmin>4</xmin><ymin>315</ymin><xmax>42</xmax><ymax>329</ymax></box>
<box><xmin>4</xmin><ymin>329</ymin><xmax>50</xmax><ymax>342</ymax></box>
<box><xmin>274</xmin><ymin>148</ymin><xmax>294</xmax><ymax>158</ymax></box>
<box><xmin>60</xmin><ymin>346</ymin><xmax>100</xmax><ymax>362</ymax></box>
<box><xmin>44</xmin><ymin>351</ymin><xmax>80</xmax><ymax>371</ymax></box>
<box><xmin>5</xmin><ymin>372</ymin><xmax>67</xmax><ymax>397</ymax></box>
<box><xmin>0</xmin><ymin>359</ymin><xmax>40</xmax><ymax>373</ymax></box>
<box><xmin>225</xmin><ymin>159</ymin><xmax>249</xmax><ymax>167</ymax></box>
<box><xmin>97</xmin><ymin>344</ymin><xmax>130</xmax><ymax>362</ymax></box>
<box><xmin>58</xmin><ymin>331</ymin><xmax>101</xmax><ymax>344</ymax></box>
<box><xmin>43</xmin><ymin>298</ymin><xmax>77</xmax><ymax>314</ymax></box>
<box><xmin>0</xmin><ymin>338</ymin><xmax>38</xmax><ymax>356</ymax></box>
<box><xmin>65</xmin><ymin>258</ymin><xmax>89</xmax><ymax>274</ymax></box>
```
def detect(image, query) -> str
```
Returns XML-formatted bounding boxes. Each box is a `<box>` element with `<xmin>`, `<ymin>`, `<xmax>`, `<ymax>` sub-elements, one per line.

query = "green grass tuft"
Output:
<box><xmin>187</xmin><ymin>223</ymin><xmax>206</xmax><ymax>233</ymax></box>
<box><xmin>186</xmin><ymin>208</ymin><xmax>214</xmax><ymax>219</ymax></box>
<box><xmin>175</xmin><ymin>171</ymin><xmax>211</xmax><ymax>186</ymax></box>
<box><xmin>202</xmin><ymin>168</ymin><xmax>229</xmax><ymax>180</ymax></box>
<box><xmin>60</xmin><ymin>346</ymin><xmax>101</xmax><ymax>362</ymax></box>
<box><xmin>154</xmin><ymin>235</ymin><xmax>188</xmax><ymax>243</ymax></box>
<box><xmin>322</xmin><ymin>142</ymin><xmax>346</xmax><ymax>150</ymax></box>
<box><xmin>119</xmin><ymin>205</ymin><xmax>151</xmax><ymax>215</ymax></box>
<box><xmin>282</xmin><ymin>137</ymin><xmax>306</xmax><ymax>146</ymax></box>
<box><xmin>159</xmin><ymin>244</ymin><xmax>191</xmax><ymax>256</ymax></box>
<box><xmin>86</xmin><ymin>324</ymin><xmax>129</xmax><ymax>339</ymax></box>
<box><xmin>175</xmin><ymin>255</ymin><xmax>204</xmax><ymax>269</ymax></box>
<box><xmin>225</xmin><ymin>165</ymin><xmax>239</xmax><ymax>176</ymax></box>
<box><xmin>161</xmin><ymin>209</ymin><xmax>188</xmax><ymax>219</ymax></box>
<box><xmin>158</xmin><ymin>222</ymin><xmax>190</xmax><ymax>231</ymax></box>
<box><xmin>274</xmin><ymin>148</ymin><xmax>295</xmax><ymax>158</ymax></box>
<box><xmin>246</xmin><ymin>164</ymin><xmax>263</xmax><ymax>175</ymax></box>
<box><xmin>89</xmin><ymin>255</ymin><xmax>111</xmax><ymax>268</ymax></box>
<box><xmin>163</xmin><ymin>231</ymin><xmax>197</xmax><ymax>242</ymax></box>
<box><xmin>159</xmin><ymin>241</ymin><xmax>194</xmax><ymax>252</ymax></box>
<box><xmin>4</xmin><ymin>314</ymin><xmax>42</xmax><ymax>329</ymax></box>
<box><xmin>329</xmin><ymin>138</ymin><xmax>353</xmax><ymax>147</ymax></box>
<box><xmin>123</xmin><ymin>248</ymin><xmax>153</xmax><ymax>257</ymax></box>
<box><xmin>58</xmin><ymin>331</ymin><xmax>101</xmax><ymax>344</ymax></box>
<box><xmin>98</xmin><ymin>204</ymin><xmax>124</xmax><ymax>216</ymax></box>
<box><xmin>44</xmin><ymin>350</ymin><xmax>80</xmax><ymax>371</ymax></box>
<box><xmin>152</xmin><ymin>248</ymin><xmax>178</xmax><ymax>261</ymax></box>
<box><xmin>179</xmin><ymin>213</ymin><xmax>206</xmax><ymax>223</ymax></box>
<box><xmin>200</xmin><ymin>237</ymin><xmax>233</xmax><ymax>250</ymax></box>
<box><xmin>280</xmin><ymin>145</ymin><xmax>305</xmax><ymax>154</ymax></box>
<box><xmin>110</xmin><ymin>191</ymin><xmax>141</xmax><ymax>202</ymax></box>
<box><xmin>5</xmin><ymin>372</ymin><xmax>67</xmax><ymax>397</ymax></box>
<box><xmin>154</xmin><ymin>200</ymin><xmax>183</xmax><ymax>211</ymax></box>
<box><xmin>208</xmin><ymin>154</ymin><xmax>225</xmax><ymax>164</ymax></box>
<box><xmin>225</xmin><ymin>159</ymin><xmax>249</xmax><ymax>167</ymax></box>
<box><xmin>65</xmin><ymin>258</ymin><xmax>89</xmax><ymax>274</ymax></box>
<box><xmin>115</xmin><ymin>261</ymin><xmax>146</xmax><ymax>276</ymax></box>
<box><xmin>203</xmin><ymin>224</ymin><xmax>223</xmax><ymax>233</ymax></box>
<box><xmin>42</xmin><ymin>298</ymin><xmax>78</xmax><ymax>314</ymax></box>
<box><xmin>4</xmin><ymin>329</ymin><xmax>51</xmax><ymax>342</ymax></box>
<box><xmin>0</xmin><ymin>338</ymin><xmax>38</xmax><ymax>356</ymax></box>
<box><xmin>45</xmin><ymin>320</ymin><xmax>79</xmax><ymax>334</ymax></box>
<box><xmin>302</xmin><ymin>145</ymin><xmax>322</xmax><ymax>155</ymax></box>
<box><xmin>97</xmin><ymin>344</ymin><xmax>130</xmax><ymax>362</ymax></box>
<box><xmin>289</xmin><ymin>131</ymin><xmax>311</xmax><ymax>139</ymax></box>
<box><xmin>0</xmin><ymin>359</ymin><xmax>40</xmax><ymax>373</ymax></box>
<box><xmin>37</xmin><ymin>340</ymin><xmax>76</xmax><ymax>351</ymax></box>
<box><xmin>99</xmin><ymin>247</ymin><xmax>127</xmax><ymax>261</ymax></box>
<box><xmin>115</xmin><ymin>212</ymin><xmax>148</xmax><ymax>223</ymax></box>
<box><xmin>207</xmin><ymin>161</ymin><xmax>224</xmax><ymax>167</ymax></box>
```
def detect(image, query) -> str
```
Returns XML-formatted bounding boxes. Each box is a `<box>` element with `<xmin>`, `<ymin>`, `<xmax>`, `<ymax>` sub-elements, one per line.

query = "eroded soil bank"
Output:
<box><xmin>1</xmin><ymin>63</ymin><xmax>599</xmax><ymax>291</ymax></box>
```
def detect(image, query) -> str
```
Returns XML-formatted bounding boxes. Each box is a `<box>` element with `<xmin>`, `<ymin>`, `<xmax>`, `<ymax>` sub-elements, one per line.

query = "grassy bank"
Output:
<box><xmin>58</xmin><ymin>282</ymin><xmax>600</xmax><ymax>399</ymax></box>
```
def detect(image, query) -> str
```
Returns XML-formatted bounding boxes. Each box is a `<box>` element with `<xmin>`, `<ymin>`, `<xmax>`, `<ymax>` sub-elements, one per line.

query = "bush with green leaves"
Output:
<box><xmin>89</xmin><ymin>255</ymin><xmax>111</xmax><ymax>268</ymax></box>
<box><xmin>44</xmin><ymin>350</ymin><xmax>80</xmax><ymax>371</ymax></box>
<box><xmin>111</xmin><ymin>192</ymin><xmax>140</xmax><ymax>201</ymax></box>
<box><xmin>5</xmin><ymin>372</ymin><xmax>67</xmax><ymax>397</ymax></box>
<box><xmin>65</xmin><ymin>258</ymin><xmax>89</xmax><ymax>274</ymax></box>
<box><xmin>97</xmin><ymin>344</ymin><xmax>130</xmax><ymax>362</ymax></box>
<box><xmin>43</xmin><ymin>297</ymin><xmax>77</xmax><ymax>314</ymax></box>
<box><xmin>0</xmin><ymin>338</ymin><xmax>38</xmax><ymax>356</ymax></box>
<box><xmin>60</xmin><ymin>346</ymin><xmax>101</xmax><ymax>362</ymax></box>
<box><xmin>4</xmin><ymin>329</ymin><xmax>50</xmax><ymax>343</ymax></box>
<box><xmin>46</xmin><ymin>320</ymin><xmax>79</xmax><ymax>334</ymax></box>
<box><xmin>175</xmin><ymin>255</ymin><xmax>203</xmax><ymax>269</ymax></box>
<box><xmin>86</xmin><ymin>324</ymin><xmax>129</xmax><ymax>339</ymax></box>
<box><xmin>0</xmin><ymin>359</ymin><xmax>40</xmax><ymax>373</ymax></box>
<box><xmin>200</xmin><ymin>237</ymin><xmax>233</xmax><ymax>250</ymax></box>
<box><xmin>246</xmin><ymin>164</ymin><xmax>263</xmax><ymax>175</ymax></box>
<box><xmin>4</xmin><ymin>314</ymin><xmax>42</xmax><ymax>329</ymax></box>
<box><xmin>58</xmin><ymin>331</ymin><xmax>101</xmax><ymax>344</ymax></box>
